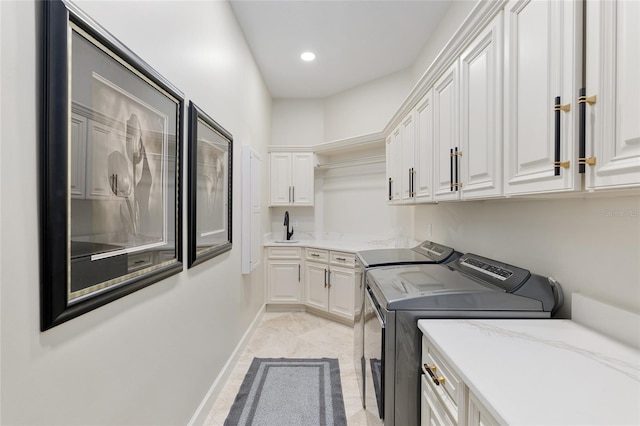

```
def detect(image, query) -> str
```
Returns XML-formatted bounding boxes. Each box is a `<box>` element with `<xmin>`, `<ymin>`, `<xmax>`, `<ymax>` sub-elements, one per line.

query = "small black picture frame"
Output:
<box><xmin>187</xmin><ymin>102</ymin><xmax>233</xmax><ymax>268</ymax></box>
<box><xmin>40</xmin><ymin>0</ymin><xmax>184</xmax><ymax>330</ymax></box>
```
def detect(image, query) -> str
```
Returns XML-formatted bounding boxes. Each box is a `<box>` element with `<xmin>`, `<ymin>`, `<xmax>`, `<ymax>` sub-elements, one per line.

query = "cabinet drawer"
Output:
<box><xmin>330</xmin><ymin>251</ymin><xmax>355</xmax><ymax>267</ymax></box>
<box><xmin>267</xmin><ymin>246</ymin><xmax>302</xmax><ymax>259</ymax></box>
<box><xmin>128</xmin><ymin>251</ymin><xmax>154</xmax><ymax>272</ymax></box>
<box><xmin>422</xmin><ymin>336</ymin><xmax>462</xmax><ymax>415</ymax></box>
<box><xmin>306</xmin><ymin>248</ymin><xmax>329</xmax><ymax>262</ymax></box>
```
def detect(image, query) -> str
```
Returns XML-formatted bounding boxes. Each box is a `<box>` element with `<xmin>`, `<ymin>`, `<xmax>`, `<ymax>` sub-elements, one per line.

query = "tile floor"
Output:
<box><xmin>205</xmin><ymin>311</ymin><xmax>382</xmax><ymax>425</ymax></box>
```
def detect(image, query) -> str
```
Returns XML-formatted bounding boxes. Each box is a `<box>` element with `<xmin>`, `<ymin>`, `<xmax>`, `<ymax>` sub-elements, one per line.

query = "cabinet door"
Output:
<box><xmin>421</xmin><ymin>375</ymin><xmax>455</xmax><ymax>426</ymax></box>
<box><xmin>291</xmin><ymin>152</ymin><xmax>314</xmax><ymax>206</ymax></box>
<box><xmin>584</xmin><ymin>0</ymin><xmax>640</xmax><ymax>190</ymax></box>
<box><xmin>305</xmin><ymin>262</ymin><xmax>328</xmax><ymax>310</ymax></box>
<box><xmin>70</xmin><ymin>113</ymin><xmax>87</xmax><ymax>199</ymax></box>
<box><xmin>433</xmin><ymin>62</ymin><xmax>460</xmax><ymax>201</ymax></box>
<box><xmin>468</xmin><ymin>391</ymin><xmax>499</xmax><ymax>426</ymax></box>
<box><xmin>269</xmin><ymin>153</ymin><xmax>292</xmax><ymax>206</ymax></box>
<box><xmin>328</xmin><ymin>265</ymin><xmax>354</xmax><ymax>320</ymax></box>
<box><xmin>460</xmin><ymin>12</ymin><xmax>503</xmax><ymax>200</ymax></box>
<box><xmin>386</xmin><ymin>126</ymin><xmax>402</xmax><ymax>202</ymax></box>
<box><xmin>267</xmin><ymin>260</ymin><xmax>301</xmax><ymax>303</ymax></box>
<box><xmin>415</xmin><ymin>91</ymin><xmax>434</xmax><ymax>202</ymax></box>
<box><xmin>401</xmin><ymin>112</ymin><xmax>416</xmax><ymax>203</ymax></box>
<box><xmin>504</xmin><ymin>0</ymin><xmax>582</xmax><ymax>195</ymax></box>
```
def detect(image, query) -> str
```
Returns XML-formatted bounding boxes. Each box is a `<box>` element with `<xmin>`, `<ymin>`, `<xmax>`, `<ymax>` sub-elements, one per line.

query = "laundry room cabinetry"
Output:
<box><xmin>421</xmin><ymin>334</ymin><xmax>466</xmax><ymax>425</ymax></box>
<box><xmin>304</xmin><ymin>248</ymin><xmax>356</xmax><ymax>324</ymax></box>
<box><xmin>582</xmin><ymin>0</ymin><xmax>640</xmax><ymax>190</ymax></box>
<box><xmin>433</xmin><ymin>62</ymin><xmax>460</xmax><ymax>202</ymax></box>
<box><xmin>397</xmin><ymin>92</ymin><xmax>435</xmax><ymax>204</ymax></box>
<box><xmin>413</xmin><ymin>92</ymin><xmax>435</xmax><ymax>202</ymax></box>
<box><xmin>503</xmin><ymin>0</ymin><xmax>582</xmax><ymax>195</ymax></box>
<box><xmin>266</xmin><ymin>246</ymin><xmax>303</xmax><ymax>304</ymax></box>
<box><xmin>420</xmin><ymin>327</ymin><xmax>500</xmax><ymax>426</ymax></box>
<box><xmin>457</xmin><ymin>11</ymin><xmax>503</xmax><ymax>200</ymax></box>
<box><xmin>386</xmin><ymin>127</ymin><xmax>402</xmax><ymax>203</ymax></box>
<box><xmin>467</xmin><ymin>391</ymin><xmax>499</xmax><ymax>426</ymax></box>
<box><xmin>269</xmin><ymin>151</ymin><xmax>314</xmax><ymax>206</ymax></box>
<box><xmin>390</xmin><ymin>11</ymin><xmax>503</xmax><ymax>204</ymax></box>
<box><xmin>400</xmin><ymin>112</ymin><xmax>416</xmax><ymax>203</ymax></box>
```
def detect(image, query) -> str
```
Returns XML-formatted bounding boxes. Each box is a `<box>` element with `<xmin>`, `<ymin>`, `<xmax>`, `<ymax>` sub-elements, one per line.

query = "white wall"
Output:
<box><xmin>411</xmin><ymin>0</ymin><xmax>477</xmax><ymax>84</ymax></box>
<box><xmin>0</xmin><ymin>1</ymin><xmax>271</xmax><ymax>424</ymax></box>
<box><xmin>271</xmin><ymin>99</ymin><xmax>324</xmax><ymax>146</ymax></box>
<box><xmin>323</xmin><ymin>69</ymin><xmax>413</xmax><ymax>142</ymax></box>
<box><xmin>413</xmin><ymin>195</ymin><xmax>640</xmax><ymax>318</ymax></box>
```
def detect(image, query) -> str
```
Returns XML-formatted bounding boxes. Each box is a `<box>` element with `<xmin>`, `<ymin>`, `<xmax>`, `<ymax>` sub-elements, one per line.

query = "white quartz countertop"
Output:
<box><xmin>263</xmin><ymin>236</ymin><xmax>403</xmax><ymax>253</ymax></box>
<box><xmin>418</xmin><ymin>319</ymin><xmax>640</xmax><ymax>425</ymax></box>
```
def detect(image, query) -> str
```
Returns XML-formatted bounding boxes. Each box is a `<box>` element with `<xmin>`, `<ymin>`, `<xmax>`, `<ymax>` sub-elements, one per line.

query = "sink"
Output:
<box><xmin>274</xmin><ymin>240</ymin><xmax>299</xmax><ymax>244</ymax></box>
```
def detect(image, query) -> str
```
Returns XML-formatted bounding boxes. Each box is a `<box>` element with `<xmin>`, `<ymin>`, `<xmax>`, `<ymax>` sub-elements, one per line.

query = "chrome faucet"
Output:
<box><xmin>283</xmin><ymin>211</ymin><xmax>294</xmax><ymax>241</ymax></box>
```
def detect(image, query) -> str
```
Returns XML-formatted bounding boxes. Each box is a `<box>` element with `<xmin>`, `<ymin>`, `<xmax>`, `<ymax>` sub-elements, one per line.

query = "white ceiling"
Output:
<box><xmin>229</xmin><ymin>0</ymin><xmax>452</xmax><ymax>99</ymax></box>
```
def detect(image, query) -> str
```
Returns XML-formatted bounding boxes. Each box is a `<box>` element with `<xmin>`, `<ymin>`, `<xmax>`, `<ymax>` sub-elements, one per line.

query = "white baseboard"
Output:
<box><xmin>188</xmin><ymin>304</ymin><xmax>266</xmax><ymax>425</ymax></box>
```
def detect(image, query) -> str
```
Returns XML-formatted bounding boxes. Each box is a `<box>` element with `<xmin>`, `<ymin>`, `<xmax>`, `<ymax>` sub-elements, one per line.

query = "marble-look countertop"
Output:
<box><xmin>418</xmin><ymin>319</ymin><xmax>640</xmax><ymax>425</ymax></box>
<box><xmin>263</xmin><ymin>233</ymin><xmax>413</xmax><ymax>253</ymax></box>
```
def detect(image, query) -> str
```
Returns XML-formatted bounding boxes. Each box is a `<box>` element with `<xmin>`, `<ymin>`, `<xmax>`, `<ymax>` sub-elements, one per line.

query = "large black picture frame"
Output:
<box><xmin>187</xmin><ymin>102</ymin><xmax>233</xmax><ymax>268</ymax></box>
<box><xmin>40</xmin><ymin>0</ymin><xmax>184</xmax><ymax>330</ymax></box>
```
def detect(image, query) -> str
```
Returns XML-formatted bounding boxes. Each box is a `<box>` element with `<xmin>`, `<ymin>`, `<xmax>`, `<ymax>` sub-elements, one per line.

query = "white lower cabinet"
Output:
<box><xmin>467</xmin><ymin>391</ymin><xmax>499</xmax><ymax>426</ymax></box>
<box><xmin>421</xmin><ymin>334</ymin><xmax>499</xmax><ymax>426</ymax></box>
<box><xmin>421</xmin><ymin>335</ymin><xmax>464</xmax><ymax>425</ymax></box>
<box><xmin>266</xmin><ymin>247</ymin><xmax>302</xmax><ymax>304</ymax></box>
<box><xmin>304</xmin><ymin>260</ymin><xmax>329</xmax><ymax>310</ymax></box>
<box><xmin>304</xmin><ymin>248</ymin><xmax>356</xmax><ymax>323</ymax></box>
<box><xmin>421</xmin><ymin>375</ymin><xmax>455</xmax><ymax>426</ymax></box>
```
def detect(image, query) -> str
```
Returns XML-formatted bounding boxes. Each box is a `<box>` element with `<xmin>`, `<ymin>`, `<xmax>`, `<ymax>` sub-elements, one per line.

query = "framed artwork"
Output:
<box><xmin>187</xmin><ymin>102</ymin><xmax>233</xmax><ymax>268</ymax></box>
<box><xmin>40</xmin><ymin>0</ymin><xmax>183</xmax><ymax>330</ymax></box>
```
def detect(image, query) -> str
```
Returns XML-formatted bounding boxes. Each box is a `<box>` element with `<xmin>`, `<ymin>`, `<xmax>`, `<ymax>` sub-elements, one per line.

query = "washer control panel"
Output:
<box><xmin>456</xmin><ymin>253</ymin><xmax>530</xmax><ymax>292</ymax></box>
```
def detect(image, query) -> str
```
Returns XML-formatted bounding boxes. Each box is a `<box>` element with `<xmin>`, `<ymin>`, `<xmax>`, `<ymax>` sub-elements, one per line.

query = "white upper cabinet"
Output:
<box><xmin>400</xmin><ymin>112</ymin><xmax>416</xmax><ymax>203</ymax></box>
<box><xmin>414</xmin><ymin>91</ymin><xmax>435</xmax><ymax>202</ymax></box>
<box><xmin>269</xmin><ymin>152</ymin><xmax>314</xmax><ymax>206</ymax></box>
<box><xmin>583</xmin><ymin>0</ymin><xmax>640</xmax><ymax>190</ymax></box>
<box><xmin>433</xmin><ymin>62</ymin><xmax>460</xmax><ymax>202</ymax></box>
<box><xmin>386</xmin><ymin>126</ymin><xmax>402</xmax><ymax>203</ymax></box>
<box><xmin>269</xmin><ymin>152</ymin><xmax>291</xmax><ymax>205</ymax></box>
<box><xmin>459</xmin><ymin>11</ymin><xmax>504</xmax><ymax>200</ymax></box>
<box><xmin>291</xmin><ymin>152</ymin><xmax>314</xmax><ymax>205</ymax></box>
<box><xmin>503</xmin><ymin>0</ymin><xmax>582</xmax><ymax>195</ymax></box>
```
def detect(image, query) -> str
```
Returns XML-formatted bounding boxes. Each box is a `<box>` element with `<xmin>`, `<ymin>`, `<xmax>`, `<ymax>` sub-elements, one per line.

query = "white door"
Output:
<box><xmin>267</xmin><ymin>261</ymin><xmax>301</xmax><ymax>303</ymax></box>
<box><xmin>291</xmin><ymin>152</ymin><xmax>314</xmax><ymax>206</ymax></box>
<box><xmin>328</xmin><ymin>266</ymin><xmax>354</xmax><ymax>320</ymax></box>
<box><xmin>584</xmin><ymin>0</ymin><xmax>640</xmax><ymax>190</ymax></box>
<box><xmin>414</xmin><ymin>91</ymin><xmax>434</xmax><ymax>202</ymax></box>
<box><xmin>401</xmin><ymin>112</ymin><xmax>416</xmax><ymax>203</ymax></box>
<box><xmin>305</xmin><ymin>262</ymin><xmax>328</xmax><ymax>310</ymax></box>
<box><xmin>503</xmin><ymin>0</ymin><xmax>581</xmax><ymax>195</ymax></box>
<box><xmin>433</xmin><ymin>62</ymin><xmax>460</xmax><ymax>201</ymax></box>
<box><xmin>269</xmin><ymin>152</ymin><xmax>292</xmax><ymax>206</ymax></box>
<box><xmin>460</xmin><ymin>12</ymin><xmax>503</xmax><ymax>200</ymax></box>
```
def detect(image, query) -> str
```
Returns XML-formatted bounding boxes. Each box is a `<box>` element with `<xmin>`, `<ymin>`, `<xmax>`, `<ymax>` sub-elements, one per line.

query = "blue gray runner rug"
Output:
<box><xmin>224</xmin><ymin>358</ymin><xmax>347</xmax><ymax>426</ymax></box>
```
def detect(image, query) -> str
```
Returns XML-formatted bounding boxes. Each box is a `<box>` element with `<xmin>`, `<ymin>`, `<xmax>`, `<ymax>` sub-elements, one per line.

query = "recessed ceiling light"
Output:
<box><xmin>300</xmin><ymin>52</ymin><xmax>316</xmax><ymax>62</ymax></box>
